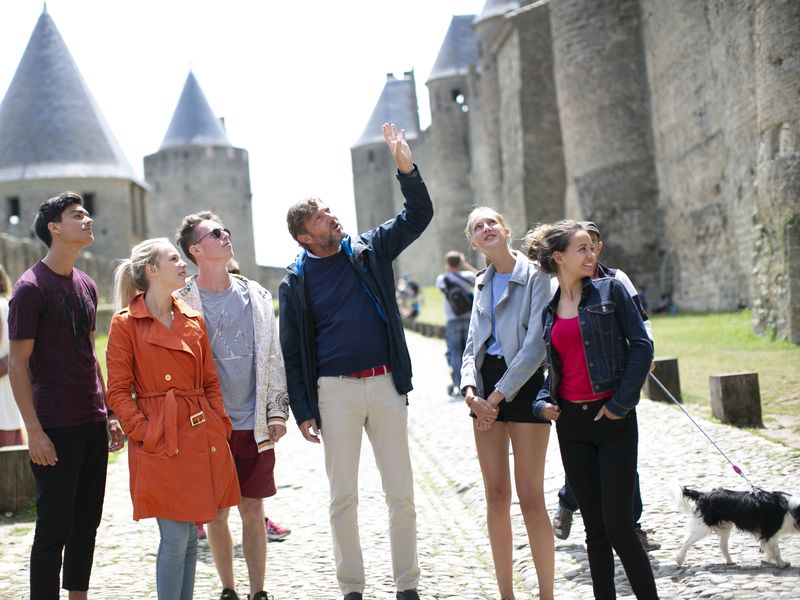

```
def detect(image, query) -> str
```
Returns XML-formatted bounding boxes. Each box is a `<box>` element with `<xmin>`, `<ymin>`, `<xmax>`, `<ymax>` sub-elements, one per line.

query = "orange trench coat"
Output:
<box><xmin>106</xmin><ymin>294</ymin><xmax>241</xmax><ymax>522</ymax></box>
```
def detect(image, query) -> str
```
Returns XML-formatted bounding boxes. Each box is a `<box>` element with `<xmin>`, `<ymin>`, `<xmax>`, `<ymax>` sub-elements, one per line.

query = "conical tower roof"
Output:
<box><xmin>0</xmin><ymin>9</ymin><xmax>137</xmax><ymax>183</ymax></box>
<box><xmin>473</xmin><ymin>0</ymin><xmax>519</xmax><ymax>26</ymax></box>
<box><xmin>426</xmin><ymin>15</ymin><xmax>479</xmax><ymax>84</ymax></box>
<box><xmin>159</xmin><ymin>72</ymin><xmax>231</xmax><ymax>150</ymax></box>
<box><xmin>353</xmin><ymin>72</ymin><xmax>420</xmax><ymax>148</ymax></box>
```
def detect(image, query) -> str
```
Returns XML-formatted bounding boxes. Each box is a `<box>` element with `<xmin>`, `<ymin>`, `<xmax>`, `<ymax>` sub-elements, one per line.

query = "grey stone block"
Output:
<box><xmin>644</xmin><ymin>357</ymin><xmax>681</xmax><ymax>403</ymax></box>
<box><xmin>0</xmin><ymin>446</ymin><xmax>35</xmax><ymax>514</ymax></box>
<box><xmin>709</xmin><ymin>372</ymin><xmax>763</xmax><ymax>426</ymax></box>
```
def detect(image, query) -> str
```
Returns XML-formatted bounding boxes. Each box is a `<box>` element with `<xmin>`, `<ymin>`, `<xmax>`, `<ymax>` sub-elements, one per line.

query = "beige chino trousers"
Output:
<box><xmin>317</xmin><ymin>373</ymin><xmax>420</xmax><ymax>595</ymax></box>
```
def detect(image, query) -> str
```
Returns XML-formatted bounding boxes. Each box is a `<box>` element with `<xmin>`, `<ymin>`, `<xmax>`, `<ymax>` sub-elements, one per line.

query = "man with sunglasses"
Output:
<box><xmin>175</xmin><ymin>212</ymin><xmax>290</xmax><ymax>600</ymax></box>
<box><xmin>279</xmin><ymin>123</ymin><xmax>432</xmax><ymax>600</ymax></box>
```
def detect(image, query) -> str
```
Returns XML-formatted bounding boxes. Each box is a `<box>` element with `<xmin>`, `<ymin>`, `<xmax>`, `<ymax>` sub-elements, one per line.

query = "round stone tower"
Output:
<box><xmin>425</xmin><ymin>15</ymin><xmax>479</xmax><ymax>259</ymax></box>
<box><xmin>550</xmin><ymin>0</ymin><xmax>663</xmax><ymax>297</ymax></box>
<box><xmin>469</xmin><ymin>0</ymin><xmax>519</xmax><ymax>209</ymax></box>
<box><xmin>753</xmin><ymin>0</ymin><xmax>800</xmax><ymax>342</ymax></box>
<box><xmin>144</xmin><ymin>72</ymin><xmax>257</xmax><ymax>277</ymax></box>
<box><xmin>0</xmin><ymin>7</ymin><xmax>146</xmax><ymax>262</ymax></box>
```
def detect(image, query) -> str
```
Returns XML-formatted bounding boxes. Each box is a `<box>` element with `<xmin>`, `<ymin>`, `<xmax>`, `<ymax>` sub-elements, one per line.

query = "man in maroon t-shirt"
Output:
<box><xmin>8</xmin><ymin>192</ymin><xmax>124</xmax><ymax>600</ymax></box>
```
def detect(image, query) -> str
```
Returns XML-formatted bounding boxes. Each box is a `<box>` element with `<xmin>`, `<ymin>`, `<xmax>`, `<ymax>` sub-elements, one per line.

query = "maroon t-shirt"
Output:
<box><xmin>8</xmin><ymin>261</ymin><xmax>106</xmax><ymax>428</ymax></box>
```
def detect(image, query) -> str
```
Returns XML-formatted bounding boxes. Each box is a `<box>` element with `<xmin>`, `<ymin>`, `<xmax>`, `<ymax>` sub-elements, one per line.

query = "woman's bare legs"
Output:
<box><xmin>474</xmin><ymin>420</ymin><xmax>516</xmax><ymax>599</ymax></box>
<box><xmin>510</xmin><ymin>423</ymin><xmax>554</xmax><ymax>600</ymax></box>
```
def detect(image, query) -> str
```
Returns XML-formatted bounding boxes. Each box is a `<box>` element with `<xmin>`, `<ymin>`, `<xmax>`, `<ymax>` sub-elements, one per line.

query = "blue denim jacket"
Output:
<box><xmin>533</xmin><ymin>277</ymin><xmax>653</xmax><ymax>418</ymax></box>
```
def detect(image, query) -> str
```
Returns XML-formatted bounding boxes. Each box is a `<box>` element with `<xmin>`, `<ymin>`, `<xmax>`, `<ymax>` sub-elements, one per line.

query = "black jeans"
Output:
<box><xmin>556</xmin><ymin>400</ymin><xmax>658</xmax><ymax>599</ymax></box>
<box><xmin>30</xmin><ymin>421</ymin><xmax>109</xmax><ymax>599</ymax></box>
<box><xmin>558</xmin><ymin>473</ymin><xmax>644</xmax><ymax>527</ymax></box>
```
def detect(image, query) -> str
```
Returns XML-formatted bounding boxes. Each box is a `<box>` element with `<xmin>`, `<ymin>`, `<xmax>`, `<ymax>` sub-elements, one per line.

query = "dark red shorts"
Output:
<box><xmin>0</xmin><ymin>428</ymin><xmax>24</xmax><ymax>447</ymax></box>
<box><xmin>229</xmin><ymin>430</ymin><xmax>276</xmax><ymax>499</ymax></box>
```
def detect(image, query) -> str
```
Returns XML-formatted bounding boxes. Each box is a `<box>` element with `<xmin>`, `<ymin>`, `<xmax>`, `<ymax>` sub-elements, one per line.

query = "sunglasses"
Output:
<box><xmin>194</xmin><ymin>227</ymin><xmax>231</xmax><ymax>244</ymax></box>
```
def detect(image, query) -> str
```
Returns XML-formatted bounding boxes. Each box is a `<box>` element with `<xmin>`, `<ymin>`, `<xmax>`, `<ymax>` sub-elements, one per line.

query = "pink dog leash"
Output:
<box><xmin>647</xmin><ymin>372</ymin><xmax>758</xmax><ymax>491</ymax></box>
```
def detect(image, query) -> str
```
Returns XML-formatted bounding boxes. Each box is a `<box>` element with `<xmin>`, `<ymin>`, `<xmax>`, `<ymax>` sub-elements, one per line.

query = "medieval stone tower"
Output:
<box><xmin>0</xmin><ymin>8</ymin><xmax>147</xmax><ymax>262</ymax></box>
<box><xmin>144</xmin><ymin>72</ymin><xmax>258</xmax><ymax>277</ymax></box>
<box><xmin>350</xmin><ymin>71</ymin><xmax>440</xmax><ymax>282</ymax></box>
<box><xmin>353</xmin><ymin>0</ymin><xmax>800</xmax><ymax>343</ymax></box>
<box><xmin>424</xmin><ymin>15</ymin><xmax>478</xmax><ymax>264</ymax></box>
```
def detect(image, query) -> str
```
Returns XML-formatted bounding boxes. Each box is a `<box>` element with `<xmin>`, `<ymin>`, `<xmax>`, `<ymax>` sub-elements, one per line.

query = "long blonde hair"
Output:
<box><xmin>114</xmin><ymin>238</ymin><xmax>171</xmax><ymax>309</ymax></box>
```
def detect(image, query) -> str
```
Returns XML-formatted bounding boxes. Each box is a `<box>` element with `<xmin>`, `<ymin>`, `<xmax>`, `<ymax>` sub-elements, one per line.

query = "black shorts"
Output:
<box><xmin>473</xmin><ymin>354</ymin><xmax>549</xmax><ymax>424</ymax></box>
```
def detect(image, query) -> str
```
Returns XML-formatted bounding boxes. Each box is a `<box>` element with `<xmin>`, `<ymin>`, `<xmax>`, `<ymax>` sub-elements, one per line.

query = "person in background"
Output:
<box><xmin>9</xmin><ymin>192</ymin><xmax>125</xmax><ymax>600</ymax></box>
<box><xmin>106</xmin><ymin>237</ymin><xmax>241</xmax><ymax>600</ymax></box>
<box><xmin>279</xmin><ymin>123</ymin><xmax>431</xmax><ymax>600</ymax></box>
<box><xmin>460</xmin><ymin>206</ymin><xmax>554</xmax><ymax>600</ymax></box>
<box><xmin>436</xmin><ymin>251</ymin><xmax>477</xmax><ymax>397</ymax></box>
<box><xmin>175</xmin><ymin>211</ymin><xmax>289</xmax><ymax>600</ymax></box>
<box><xmin>224</xmin><ymin>257</ymin><xmax>292</xmax><ymax>544</ymax></box>
<box><xmin>524</xmin><ymin>221</ymin><xmax>659</xmax><ymax>551</ymax></box>
<box><xmin>533</xmin><ymin>220</ymin><xmax>658</xmax><ymax>600</ymax></box>
<box><xmin>396</xmin><ymin>275</ymin><xmax>422</xmax><ymax>320</ymax></box>
<box><xmin>0</xmin><ymin>264</ymin><xmax>24</xmax><ymax>447</ymax></box>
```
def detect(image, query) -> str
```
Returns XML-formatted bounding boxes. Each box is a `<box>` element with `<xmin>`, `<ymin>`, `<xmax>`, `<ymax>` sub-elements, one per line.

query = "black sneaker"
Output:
<box><xmin>397</xmin><ymin>591</ymin><xmax>420</xmax><ymax>600</ymax></box>
<box><xmin>552</xmin><ymin>505</ymin><xmax>573</xmax><ymax>540</ymax></box>
<box><xmin>249</xmin><ymin>593</ymin><xmax>273</xmax><ymax>600</ymax></box>
<box><xmin>635</xmin><ymin>527</ymin><xmax>661</xmax><ymax>551</ymax></box>
<box><xmin>343</xmin><ymin>593</ymin><xmax>363</xmax><ymax>600</ymax></box>
<box><xmin>220</xmin><ymin>590</ymin><xmax>240</xmax><ymax>600</ymax></box>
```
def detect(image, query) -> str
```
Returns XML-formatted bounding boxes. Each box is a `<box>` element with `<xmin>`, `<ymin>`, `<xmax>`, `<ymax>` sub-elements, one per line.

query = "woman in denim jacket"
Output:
<box><xmin>460</xmin><ymin>207</ymin><xmax>554</xmax><ymax>600</ymax></box>
<box><xmin>532</xmin><ymin>220</ymin><xmax>657</xmax><ymax>600</ymax></box>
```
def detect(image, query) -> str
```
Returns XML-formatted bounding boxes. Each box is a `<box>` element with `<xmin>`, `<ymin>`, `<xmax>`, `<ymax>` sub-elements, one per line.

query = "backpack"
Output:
<box><xmin>442</xmin><ymin>274</ymin><xmax>473</xmax><ymax>316</ymax></box>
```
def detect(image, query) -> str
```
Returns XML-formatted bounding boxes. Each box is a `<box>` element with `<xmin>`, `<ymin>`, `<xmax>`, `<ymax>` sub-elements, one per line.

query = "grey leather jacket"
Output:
<box><xmin>460</xmin><ymin>251</ymin><xmax>551</xmax><ymax>402</ymax></box>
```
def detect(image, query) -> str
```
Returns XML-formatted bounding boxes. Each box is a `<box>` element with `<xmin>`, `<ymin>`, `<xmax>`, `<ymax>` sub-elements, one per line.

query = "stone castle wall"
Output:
<box><xmin>641</xmin><ymin>0</ymin><xmax>758</xmax><ymax>311</ymax></box>
<box><xmin>352</xmin><ymin>0</ymin><xmax>799</xmax><ymax>341</ymax></box>
<box><xmin>495</xmin><ymin>1</ymin><xmax>565</xmax><ymax>233</ymax></box>
<box><xmin>550</xmin><ymin>0</ymin><xmax>664</xmax><ymax>299</ymax></box>
<box><xmin>0</xmin><ymin>178</ymin><xmax>146</xmax><ymax>261</ymax></box>
<box><xmin>751</xmin><ymin>0</ymin><xmax>800</xmax><ymax>342</ymax></box>
<box><xmin>0</xmin><ymin>233</ymin><xmax>115</xmax><ymax>303</ymax></box>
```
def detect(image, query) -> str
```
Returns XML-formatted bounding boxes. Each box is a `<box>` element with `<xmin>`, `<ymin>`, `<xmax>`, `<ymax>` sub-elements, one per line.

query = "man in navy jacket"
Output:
<box><xmin>279</xmin><ymin>123</ymin><xmax>432</xmax><ymax>600</ymax></box>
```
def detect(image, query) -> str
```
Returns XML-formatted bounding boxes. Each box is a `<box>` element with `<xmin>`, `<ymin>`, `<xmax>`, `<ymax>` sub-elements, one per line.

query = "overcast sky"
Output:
<box><xmin>0</xmin><ymin>0</ymin><xmax>485</xmax><ymax>267</ymax></box>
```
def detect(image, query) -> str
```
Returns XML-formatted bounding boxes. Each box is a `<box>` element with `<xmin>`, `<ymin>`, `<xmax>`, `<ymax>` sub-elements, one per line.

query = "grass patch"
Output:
<box><xmin>95</xmin><ymin>334</ymin><xmax>108</xmax><ymax>380</ymax></box>
<box><xmin>416</xmin><ymin>285</ymin><xmax>446</xmax><ymax>326</ymax></box>
<box><xmin>649</xmin><ymin>310</ymin><xmax>799</xmax><ymax>417</ymax></box>
<box><xmin>108</xmin><ymin>446</ymin><xmax>124</xmax><ymax>465</ymax></box>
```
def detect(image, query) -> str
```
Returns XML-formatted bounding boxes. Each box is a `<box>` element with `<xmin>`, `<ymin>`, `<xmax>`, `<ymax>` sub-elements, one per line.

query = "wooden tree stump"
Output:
<box><xmin>644</xmin><ymin>356</ymin><xmax>681</xmax><ymax>403</ymax></box>
<box><xmin>709</xmin><ymin>372</ymin><xmax>763</xmax><ymax>426</ymax></box>
<box><xmin>0</xmin><ymin>445</ymin><xmax>35</xmax><ymax>514</ymax></box>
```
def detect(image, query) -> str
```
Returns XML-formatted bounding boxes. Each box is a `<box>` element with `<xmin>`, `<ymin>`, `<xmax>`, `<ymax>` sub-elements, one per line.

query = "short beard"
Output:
<box><xmin>318</xmin><ymin>230</ymin><xmax>344</xmax><ymax>250</ymax></box>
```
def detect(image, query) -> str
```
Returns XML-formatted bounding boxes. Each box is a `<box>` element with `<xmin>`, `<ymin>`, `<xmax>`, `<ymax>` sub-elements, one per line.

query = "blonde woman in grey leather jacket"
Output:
<box><xmin>460</xmin><ymin>206</ymin><xmax>554</xmax><ymax>600</ymax></box>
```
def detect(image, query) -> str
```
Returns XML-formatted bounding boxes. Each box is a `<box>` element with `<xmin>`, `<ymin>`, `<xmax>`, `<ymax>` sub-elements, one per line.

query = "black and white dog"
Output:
<box><xmin>673</xmin><ymin>483</ymin><xmax>800</xmax><ymax>568</ymax></box>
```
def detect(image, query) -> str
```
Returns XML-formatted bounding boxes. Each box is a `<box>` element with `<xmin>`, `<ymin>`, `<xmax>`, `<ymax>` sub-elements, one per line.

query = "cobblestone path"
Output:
<box><xmin>1</xmin><ymin>331</ymin><xmax>798</xmax><ymax>598</ymax></box>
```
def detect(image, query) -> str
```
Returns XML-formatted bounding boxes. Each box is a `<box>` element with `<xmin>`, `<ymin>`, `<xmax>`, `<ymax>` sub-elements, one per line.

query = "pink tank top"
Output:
<box><xmin>551</xmin><ymin>315</ymin><xmax>613</xmax><ymax>402</ymax></box>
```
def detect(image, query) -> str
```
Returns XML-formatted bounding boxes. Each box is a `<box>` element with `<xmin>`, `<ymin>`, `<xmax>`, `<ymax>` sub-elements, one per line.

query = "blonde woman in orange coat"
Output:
<box><xmin>106</xmin><ymin>238</ymin><xmax>241</xmax><ymax>600</ymax></box>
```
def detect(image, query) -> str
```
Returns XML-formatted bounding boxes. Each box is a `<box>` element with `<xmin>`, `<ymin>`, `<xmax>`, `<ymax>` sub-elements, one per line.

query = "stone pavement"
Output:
<box><xmin>1</xmin><ymin>331</ymin><xmax>798</xmax><ymax>599</ymax></box>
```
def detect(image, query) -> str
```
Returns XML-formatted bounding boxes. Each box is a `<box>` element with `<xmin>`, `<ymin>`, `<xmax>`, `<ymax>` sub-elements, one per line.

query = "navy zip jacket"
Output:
<box><xmin>533</xmin><ymin>276</ymin><xmax>653</xmax><ymax>418</ymax></box>
<box><xmin>278</xmin><ymin>166</ymin><xmax>433</xmax><ymax>427</ymax></box>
